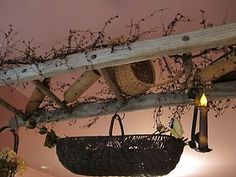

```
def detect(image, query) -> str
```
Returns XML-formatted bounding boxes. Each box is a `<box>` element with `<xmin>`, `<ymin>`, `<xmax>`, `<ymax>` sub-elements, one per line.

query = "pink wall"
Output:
<box><xmin>0</xmin><ymin>86</ymin><xmax>28</xmax><ymax>149</ymax></box>
<box><xmin>19</xmin><ymin>167</ymin><xmax>55</xmax><ymax>177</ymax></box>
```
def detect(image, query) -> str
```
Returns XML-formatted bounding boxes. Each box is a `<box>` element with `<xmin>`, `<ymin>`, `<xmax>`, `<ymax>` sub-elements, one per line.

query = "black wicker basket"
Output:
<box><xmin>0</xmin><ymin>127</ymin><xmax>19</xmax><ymax>177</ymax></box>
<box><xmin>56</xmin><ymin>114</ymin><xmax>186</xmax><ymax>176</ymax></box>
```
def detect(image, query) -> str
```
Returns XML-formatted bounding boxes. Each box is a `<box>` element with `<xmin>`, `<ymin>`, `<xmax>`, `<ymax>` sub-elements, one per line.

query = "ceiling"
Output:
<box><xmin>1</xmin><ymin>0</ymin><xmax>236</xmax><ymax>177</ymax></box>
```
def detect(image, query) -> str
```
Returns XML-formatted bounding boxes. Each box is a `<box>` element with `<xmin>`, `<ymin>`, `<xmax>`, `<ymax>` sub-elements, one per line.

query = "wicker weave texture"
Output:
<box><xmin>56</xmin><ymin>134</ymin><xmax>185</xmax><ymax>176</ymax></box>
<box><xmin>114</xmin><ymin>60</ymin><xmax>156</xmax><ymax>96</ymax></box>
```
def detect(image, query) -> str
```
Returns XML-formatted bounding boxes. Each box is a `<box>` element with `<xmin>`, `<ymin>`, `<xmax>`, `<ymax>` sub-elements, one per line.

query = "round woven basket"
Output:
<box><xmin>114</xmin><ymin>60</ymin><xmax>156</xmax><ymax>96</ymax></box>
<box><xmin>56</xmin><ymin>114</ymin><xmax>186</xmax><ymax>176</ymax></box>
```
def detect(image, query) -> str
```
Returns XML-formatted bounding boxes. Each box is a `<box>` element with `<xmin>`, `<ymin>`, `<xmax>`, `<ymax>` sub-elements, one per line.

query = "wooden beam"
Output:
<box><xmin>25</xmin><ymin>87</ymin><xmax>45</xmax><ymax>114</ymax></box>
<box><xmin>198</xmin><ymin>54</ymin><xmax>236</xmax><ymax>82</ymax></box>
<box><xmin>64</xmin><ymin>70</ymin><xmax>100</xmax><ymax>103</ymax></box>
<box><xmin>0</xmin><ymin>98</ymin><xmax>25</xmax><ymax>122</ymax></box>
<box><xmin>0</xmin><ymin>98</ymin><xmax>22</xmax><ymax>114</ymax></box>
<box><xmin>25</xmin><ymin>78</ymin><xmax>49</xmax><ymax>114</ymax></box>
<box><xmin>32</xmin><ymin>80</ymin><xmax>68</xmax><ymax>109</ymax></box>
<box><xmin>1</xmin><ymin>23</ymin><xmax>236</xmax><ymax>85</ymax></box>
<box><xmin>10</xmin><ymin>81</ymin><xmax>236</xmax><ymax>127</ymax></box>
<box><xmin>99</xmin><ymin>68</ymin><xmax>125</xmax><ymax>103</ymax></box>
<box><xmin>182</xmin><ymin>53</ymin><xmax>194</xmax><ymax>89</ymax></box>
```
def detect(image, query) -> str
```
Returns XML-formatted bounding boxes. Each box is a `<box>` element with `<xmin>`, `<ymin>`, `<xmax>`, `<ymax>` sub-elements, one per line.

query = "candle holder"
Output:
<box><xmin>198</xmin><ymin>104</ymin><xmax>212</xmax><ymax>152</ymax></box>
<box><xmin>189</xmin><ymin>93</ymin><xmax>212</xmax><ymax>153</ymax></box>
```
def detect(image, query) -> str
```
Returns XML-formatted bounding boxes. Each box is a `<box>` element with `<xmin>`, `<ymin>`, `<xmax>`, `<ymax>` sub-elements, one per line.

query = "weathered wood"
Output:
<box><xmin>198</xmin><ymin>54</ymin><xmax>236</xmax><ymax>82</ymax></box>
<box><xmin>64</xmin><ymin>70</ymin><xmax>100</xmax><ymax>102</ymax></box>
<box><xmin>182</xmin><ymin>53</ymin><xmax>194</xmax><ymax>89</ymax></box>
<box><xmin>1</xmin><ymin>23</ymin><xmax>236</xmax><ymax>85</ymax></box>
<box><xmin>25</xmin><ymin>87</ymin><xmax>45</xmax><ymax>114</ymax></box>
<box><xmin>25</xmin><ymin>78</ymin><xmax>49</xmax><ymax>114</ymax></box>
<box><xmin>10</xmin><ymin>81</ymin><xmax>236</xmax><ymax>127</ymax></box>
<box><xmin>0</xmin><ymin>98</ymin><xmax>22</xmax><ymax>115</ymax></box>
<box><xmin>33</xmin><ymin>80</ymin><xmax>68</xmax><ymax>109</ymax></box>
<box><xmin>99</xmin><ymin>68</ymin><xmax>125</xmax><ymax>103</ymax></box>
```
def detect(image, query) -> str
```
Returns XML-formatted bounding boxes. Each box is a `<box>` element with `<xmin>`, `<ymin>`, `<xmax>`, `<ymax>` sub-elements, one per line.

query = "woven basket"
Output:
<box><xmin>0</xmin><ymin>127</ymin><xmax>19</xmax><ymax>177</ymax></box>
<box><xmin>56</xmin><ymin>114</ymin><xmax>186</xmax><ymax>176</ymax></box>
<box><xmin>114</xmin><ymin>60</ymin><xmax>156</xmax><ymax>96</ymax></box>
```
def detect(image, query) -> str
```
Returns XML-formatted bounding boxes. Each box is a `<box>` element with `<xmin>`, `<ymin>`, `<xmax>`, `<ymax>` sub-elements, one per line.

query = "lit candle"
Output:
<box><xmin>199</xmin><ymin>93</ymin><xmax>211</xmax><ymax>152</ymax></box>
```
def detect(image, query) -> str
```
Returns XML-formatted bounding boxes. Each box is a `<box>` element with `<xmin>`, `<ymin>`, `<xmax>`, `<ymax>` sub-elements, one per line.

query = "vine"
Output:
<box><xmin>0</xmin><ymin>9</ymin><xmax>235</xmax><ymax>147</ymax></box>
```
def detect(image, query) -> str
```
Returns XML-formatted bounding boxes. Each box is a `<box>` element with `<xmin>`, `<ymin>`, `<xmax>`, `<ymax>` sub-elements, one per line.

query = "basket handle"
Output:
<box><xmin>109</xmin><ymin>114</ymin><xmax>125</xmax><ymax>136</ymax></box>
<box><xmin>0</xmin><ymin>126</ymin><xmax>19</xmax><ymax>153</ymax></box>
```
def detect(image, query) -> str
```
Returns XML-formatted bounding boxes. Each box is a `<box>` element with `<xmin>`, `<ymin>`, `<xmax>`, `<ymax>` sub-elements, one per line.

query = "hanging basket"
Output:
<box><xmin>56</xmin><ymin>114</ymin><xmax>186</xmax><ymax>176</ymax></box>
<box><xmin>0</xmin><ymin>127</ymin><xmax>19</xmax><ymax>177</ymax></box>
<box><xmin>113</xmin><ymin>60</ymin><xmax>156</xmax><ymax>96</ymax></box>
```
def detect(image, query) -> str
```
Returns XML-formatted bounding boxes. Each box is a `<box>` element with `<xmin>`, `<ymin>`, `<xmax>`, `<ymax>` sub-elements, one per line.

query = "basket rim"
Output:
<box><xmin>57</xmin><ymin>133</ymin><xmax>186</xmax><ymax>141</ymax></box>
<box><xmin>114</xmin><ymin>60</ymin><xmax>157</xmax><ymax>96</ymax></box>
<box><xmin>116</xmin><ymin>60</ymin><xmax>156</xmax><ymax>86</ymax></box>
<box><xmin>56</xmin><ymin>133</ymin><xmax>186</xmax><ymax>176</ymax></box>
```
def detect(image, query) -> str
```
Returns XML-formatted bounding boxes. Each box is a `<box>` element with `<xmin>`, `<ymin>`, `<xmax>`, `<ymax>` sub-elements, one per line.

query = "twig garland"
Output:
<box><xmin>0</xmin><ymin>9</ymin><xmax>235</xmax><ymax>131</ymax></box>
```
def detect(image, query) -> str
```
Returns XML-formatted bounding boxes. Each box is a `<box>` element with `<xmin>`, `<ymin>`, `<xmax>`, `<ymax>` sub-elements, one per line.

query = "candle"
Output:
<box><xmin>199</xmin><ymin>93</ymin><xmax>211</xmax><ymax>152</ymax></box>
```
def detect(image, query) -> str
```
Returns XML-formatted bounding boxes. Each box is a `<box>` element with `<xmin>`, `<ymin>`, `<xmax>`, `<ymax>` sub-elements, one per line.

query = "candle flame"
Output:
<box><xmin>200</xmin><ymin>93</ymin><xmax>207</xmax><ymax>107</ymax></box>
